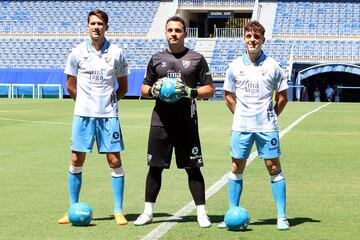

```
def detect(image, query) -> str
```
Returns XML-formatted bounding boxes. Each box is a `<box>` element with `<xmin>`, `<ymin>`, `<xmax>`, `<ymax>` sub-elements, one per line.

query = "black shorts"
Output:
<box><xmin>147</xmin><ymin>126</ymin><xmax>203</xmax><ymax>169</ymax></box>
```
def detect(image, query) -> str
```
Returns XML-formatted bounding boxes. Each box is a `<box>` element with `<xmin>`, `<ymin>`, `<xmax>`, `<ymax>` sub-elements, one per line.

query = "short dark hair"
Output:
<box><xmin>166</xmin><ymin>16</ymin><xmax>186</xmax><ymax>32</ymax></box>
<box><xmin>88</xmin><ymin>9</ymin><xmax>108</xmax><ymax>25</ymax></box>
<box><xmin>244</xmin><ymin>20</ymin><xmax>265</xmax><ymax>36</ymax></box>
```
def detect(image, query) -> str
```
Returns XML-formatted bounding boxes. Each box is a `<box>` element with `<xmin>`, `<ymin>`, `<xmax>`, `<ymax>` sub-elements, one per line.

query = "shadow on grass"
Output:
<box><xmin>92</xmin><ymin>213</ymin><xmax>173</xmax><ymax>222</ymax></box>
<box><xmin>251</xmin><ymin>217</ymin><xmax>321</xmax><ymax>227</ymax></box>
<box><xmin>93</xmin><ymin>214</ymin><xmax>319</xmax><ymax>228</ymax></box>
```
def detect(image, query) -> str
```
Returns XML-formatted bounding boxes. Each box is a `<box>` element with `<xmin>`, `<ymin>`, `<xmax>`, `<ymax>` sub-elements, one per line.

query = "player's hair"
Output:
<box><xmin>244</xmin><ymin>20</ymin><xmax>265</xmax><ymax>36</ymax></box>
<box><xmin>166</xmin><ymin>16</ymin><xmax>186</xmax><ymax>32</ymax></box>
<box><xmin>88</xmin><ymin>9</ymin><xmax>109</xmax><ymax>26</ymax></box>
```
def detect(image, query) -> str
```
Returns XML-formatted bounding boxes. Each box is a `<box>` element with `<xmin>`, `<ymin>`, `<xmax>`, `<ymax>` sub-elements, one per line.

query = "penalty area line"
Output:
<box><xmin>141</xmin><ymin>103</ymin><xmax>330</xmax><ymax>240</ymax></box>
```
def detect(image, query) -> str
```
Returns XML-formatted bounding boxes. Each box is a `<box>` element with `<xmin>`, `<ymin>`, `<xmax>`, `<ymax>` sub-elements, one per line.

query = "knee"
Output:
<box><xmin>231</xmin><ymin>161</ymin><xmax>244</xmax><ymax>174</ymax></box>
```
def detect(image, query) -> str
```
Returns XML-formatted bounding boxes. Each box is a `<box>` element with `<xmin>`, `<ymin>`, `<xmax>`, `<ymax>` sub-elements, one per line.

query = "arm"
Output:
<box><xmin>141</xmin><ymin>84</ymin><xmax>152</xmax><ymax>98</ymax></box>
<box><xmin>224</xmin><ymin>90</ymin><xmax>236</xmax><ymax>114</ymax></box>
<box><xmin>274</xmin><ymin>89</ymin><xmax>288</xmax><ymax>116</ymax></box>
<box><xmin>196</xmin><ymin>83</ymin><xmax>214</xmax><ymax>99</ymax></box>
<box><xmin>67</xmin><ymin>75</ymin><xmax>77</xmax><ymax>101</ymax></box>
<box><xmin>116</xmin><ymin>75</ymin><xmax>128</xmax><ymax>100</ymax></box>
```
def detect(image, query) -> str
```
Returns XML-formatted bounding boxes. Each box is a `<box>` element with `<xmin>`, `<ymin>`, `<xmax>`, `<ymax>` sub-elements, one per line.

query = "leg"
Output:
<box><xmin>265</xmin><ymin>157</ymin><xmax>289</xmax><ymax>230</ymax></box>
<box><xmin>107</xmin><ymin>152</ymin><xmax>127</xmax><ymax>225</ymax></box>
<box><xmin>228</xmin><ymin>131</ymin><xmax>253</xmax><ymax>208</ymax></box>
<box><xmin>185</xmin><ymin>168</ymin><xmax>211</xmax><ymax>228</ymax></box>
<box><xmin>228</xmin><ymin>158</ymin><xmax>247</xmax><ymax>207</ymax></box>
<box><xmin>58</xmin><ymin>151</ymin><xmax>86</xmax><ymax>224</ymax></box>
<box><xmin>69</xmin><ymin>151</ymin><xmax>86</xmax><ymax>206</ymax></box>
<box><xmin>134</xmin><ymin>167</ymin><xmax>164</xmax><ymax>226</ymax></box>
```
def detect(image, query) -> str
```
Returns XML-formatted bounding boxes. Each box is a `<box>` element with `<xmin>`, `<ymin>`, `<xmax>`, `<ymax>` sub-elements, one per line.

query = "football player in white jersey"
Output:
<box><xmin>220</xmin><ymin>21</ymin><xmax>289</xmax><ymax>230</ymax></box>
<box><xmin>58</xmin><ymin>9</ymin><xmax>128</xmax><ymax>226</ymax></box>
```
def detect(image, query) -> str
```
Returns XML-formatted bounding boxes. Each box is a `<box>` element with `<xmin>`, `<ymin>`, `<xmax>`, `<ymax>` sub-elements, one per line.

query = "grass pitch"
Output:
<box><xmin>0</xmin><ymin>99</ymin><xmax>359</xmax><ymax>240</ymax></box>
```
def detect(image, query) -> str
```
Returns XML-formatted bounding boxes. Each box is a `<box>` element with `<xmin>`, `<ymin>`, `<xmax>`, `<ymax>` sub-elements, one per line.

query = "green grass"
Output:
<box><xmin>0</xmin><ymin>99</ymin><xmax>359</xmax><ymax>240</ymax></box>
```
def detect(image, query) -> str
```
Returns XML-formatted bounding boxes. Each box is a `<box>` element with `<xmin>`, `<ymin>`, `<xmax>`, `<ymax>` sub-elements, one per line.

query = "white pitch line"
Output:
<box><xmin>0</xmin><ymin>117</ymin><xmax>71</xmax><ymax>125</ymax></box>
<box><xmin>141</xmin><ymin>103</ymin><xmax>330</xmax><ymax>240</ymax></box>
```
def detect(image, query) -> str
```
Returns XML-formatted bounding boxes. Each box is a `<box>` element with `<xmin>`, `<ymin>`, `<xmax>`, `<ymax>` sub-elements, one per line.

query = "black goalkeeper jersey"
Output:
<box><xmin>143</xmin><ymin>48</ymin><xmax>213</xmax><ymax>129</ymax></box>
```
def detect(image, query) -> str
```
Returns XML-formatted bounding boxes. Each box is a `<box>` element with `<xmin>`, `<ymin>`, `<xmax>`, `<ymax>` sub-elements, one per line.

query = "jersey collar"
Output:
<box><xmin>242</xmin><ymin>51</ymin><xmax>266</xmax><ymax>66</ymax></box>
<box><xmin>86</xmin><ymin>38</ymin><xmax>110</xmax><ymax>54</ymax></box>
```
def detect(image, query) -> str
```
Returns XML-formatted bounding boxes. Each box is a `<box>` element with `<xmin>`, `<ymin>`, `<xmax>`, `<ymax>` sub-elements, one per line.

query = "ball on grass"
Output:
<box><xmin>68</xmin><ymin>202</ymin><xmax>93</xmax><ymax>226</ymax></box>
<box><xmin>224</xmin><ymin>207</ymin><xmax>250</xmax><ymax>231</ymax></box>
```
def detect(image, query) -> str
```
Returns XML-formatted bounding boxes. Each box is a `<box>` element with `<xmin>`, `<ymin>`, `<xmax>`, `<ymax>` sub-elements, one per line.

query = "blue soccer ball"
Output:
<box><xmin>224</xmin><ymin>207</ymin><xmax>250</xmax><ymax>231</ymax></box>
<box><xmin>159</xmin><ymin>77</ymin><xmax>179</xmax><ymax>103</ymax></box>
<box><xmin>68</xmin><ymin>202</ymin><xmax>93</xmax><ymax>226</ymax></box>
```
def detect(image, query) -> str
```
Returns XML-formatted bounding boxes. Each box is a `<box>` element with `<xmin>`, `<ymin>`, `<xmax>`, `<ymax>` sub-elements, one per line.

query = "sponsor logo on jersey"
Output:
<box><xmin>147</xmin><ymin>154</ymin><xmax>152</xmax><ymax>162</ymax></box>
<box><xmin>167</xmin><ymin>71</ymin><xmax>182</xmax><ymax>78</ymax></box>
<box><xmin>182</xmin><ymin>60</ymin><xmax>190</xmax><ymax>69</ymax></box>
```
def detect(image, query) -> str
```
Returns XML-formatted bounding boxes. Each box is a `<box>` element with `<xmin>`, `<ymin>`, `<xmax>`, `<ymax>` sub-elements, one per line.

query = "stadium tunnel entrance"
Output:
<box><xmin>292</xmin><ymin>63</ymin><xmax>360</xmax><ymax>102</ymax></box>
<box><xmin>179</xmin><ymin>10</ymin><xmax>252</xmax><ymax>37</ymax></box>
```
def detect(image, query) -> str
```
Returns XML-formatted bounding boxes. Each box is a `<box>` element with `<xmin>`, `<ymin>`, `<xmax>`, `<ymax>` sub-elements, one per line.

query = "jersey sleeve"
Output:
<box><xmin>115</xmin><ymin>49</ymin><xmax>128</xmax><ymax>78</ymax></box>
<box><xmin>64</xmin><ymin>49</ymin><xmax>78</xmax><ymax>77</ymax></box>
<box><xmin>223</xmin><ymin>64</ymin><xmax>236</xmax><ymax>93</ymax></box>
<box><xmin>275</xmin><ymin>64</ymin><xmax>288</xmax><ymax>92</ymax></box>
<box><xmin>143</xmin><ymin>57</ymin><xmax>157</xmax><ymax>86</ymax></box>
<box><xmin>197</xmin><ymin>56</ymin><xmax>213</xmax><ymax>86</ymax></box>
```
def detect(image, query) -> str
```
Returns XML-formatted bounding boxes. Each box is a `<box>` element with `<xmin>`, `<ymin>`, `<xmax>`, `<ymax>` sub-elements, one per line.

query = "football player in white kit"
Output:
<box><xmin>58</xmin><ymin>9</ymin><xmax>128</xmax><ymax>226</ymax></box>
<box><xmin>220</xmin><ymin>20</ymin><xmax>289</xmax><ymax>230</ymax></box>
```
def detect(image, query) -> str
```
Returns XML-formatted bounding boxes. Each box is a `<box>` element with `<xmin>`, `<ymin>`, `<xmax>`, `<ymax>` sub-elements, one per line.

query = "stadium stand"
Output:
<box><xmin>1</xmin><ymin>0</ymin><xmax>360</xmax><ymax>101</ymax></box>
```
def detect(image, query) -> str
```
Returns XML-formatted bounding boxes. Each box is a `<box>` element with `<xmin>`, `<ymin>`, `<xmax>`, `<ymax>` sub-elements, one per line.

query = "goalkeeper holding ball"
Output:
<box><xmin>134</xmin><ymin>16</ymin><xmax>214</xmax><ymax>228</ymax></box>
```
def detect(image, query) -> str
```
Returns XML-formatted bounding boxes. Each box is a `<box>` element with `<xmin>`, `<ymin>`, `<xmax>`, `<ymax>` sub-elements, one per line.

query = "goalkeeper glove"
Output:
<box><xmin>175</xmin><ymin>78</ymin><xmax>198</xmax><ymax>99</ymax></box>
<box><xmin>148</xmin><ymin>78</ymin><xmax>164</xmax><ymax>97</ymax></box>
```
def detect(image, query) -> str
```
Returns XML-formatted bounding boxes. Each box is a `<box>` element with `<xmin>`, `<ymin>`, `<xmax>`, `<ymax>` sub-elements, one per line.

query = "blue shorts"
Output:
<box><xmin>71</xmin><ymin>116</ymin><xmax>124</xmax><ymax>153</ymax></box>
<box><xmin>230</xmin><ymin>131</ymin><xmax>280</xmax><ymax>160</ymax></box>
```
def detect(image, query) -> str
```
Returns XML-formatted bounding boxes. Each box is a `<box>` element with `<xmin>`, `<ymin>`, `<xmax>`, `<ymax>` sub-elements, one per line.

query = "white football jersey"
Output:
<box><xmin>65</xmin><ymin>39</ymin><xmax>128</xmax><ymax>117</ymax></box>
<box><xmin>223</xmin><ymin>52</ymin><xmax>288</xmax><ymax>132</ymax></box>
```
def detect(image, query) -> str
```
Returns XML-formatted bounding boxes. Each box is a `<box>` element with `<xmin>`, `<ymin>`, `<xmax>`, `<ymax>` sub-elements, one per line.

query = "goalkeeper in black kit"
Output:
<box><xmin>134</xmin><ymin>16</ymin><xmax>214</xmax><ymax>228</ymax></box>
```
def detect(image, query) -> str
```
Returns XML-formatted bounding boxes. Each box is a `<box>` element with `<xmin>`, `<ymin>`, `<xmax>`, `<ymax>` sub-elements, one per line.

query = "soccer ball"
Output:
<box><xmin>68</xmin><ymin>202</ymin><xmax>93</xmax><ymax>226</ymax></box>
<box><xmin>224</xmin><ymin>207</ymin><xmax>250</xmax><ymax>231</ymax></box>
<box><xmin>159</xmin><ymin>77</ymin><xmax>179</xmax><ymax>103</ymax></box>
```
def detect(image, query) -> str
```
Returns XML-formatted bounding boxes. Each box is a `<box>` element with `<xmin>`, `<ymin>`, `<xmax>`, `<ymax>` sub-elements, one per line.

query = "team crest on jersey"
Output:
<box><xmin>182</xmin><ymin>60</ymin><xmax>191</xmax><ymax>69</ymax></box>
<box><xmin>259</xmin><ymin>67</ymin><xmax>268</xmax><ymax>76</ymax></box>
<box><xmin>161</xmin><ymin>62</ymin><xmax>167</xmax><ymax>67</ymax></box>
<box><xmin>104</xmin><ymin>55</ymin><xmax>112</xmax><ymax>63</ymax></box>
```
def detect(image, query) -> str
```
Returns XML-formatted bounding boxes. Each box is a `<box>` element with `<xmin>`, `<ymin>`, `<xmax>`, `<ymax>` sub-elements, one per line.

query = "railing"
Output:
<box><xmin>0</xmin><ymin>27</ymin><xmax>148</xmax><ymax>37</ymax></box>
<box><xmin>187</xmin><ymin>28</ymin><xmax>199</xmax><ymax>38</ymax></box>
<box><xmin>215</xmin><ymin>28</ymin><xmax>243</xmax><ymax>38</ymax></box>
<box><xmin>178</xmin><ymin>0</ymin><xmax>255</xmax><ymax>6</ymax></box>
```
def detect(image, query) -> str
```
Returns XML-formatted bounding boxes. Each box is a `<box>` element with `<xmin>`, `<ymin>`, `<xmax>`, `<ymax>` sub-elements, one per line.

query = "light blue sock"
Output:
<box><xmin>68</xmin><ymin>172</ymin><xmax>82</xmax><ymax>207</ymax></box>
<box><xmin>228</xmin><ymin>172</ymin><xmax>243</xmax><ymax>208</ymax></box>
<box><xmin>112</xmin><ymin>167</ymin><xmax>124</xmax><ymax>214</ymax></box>
<box><xmin>271</xmin><ymin>172</ymin><xmax>286</xmax><ymax>218</ymax></box>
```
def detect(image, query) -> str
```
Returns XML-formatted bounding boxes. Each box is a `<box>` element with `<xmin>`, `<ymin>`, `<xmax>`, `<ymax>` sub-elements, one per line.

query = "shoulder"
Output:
<box><xmin>228</xmin><ymin>56</ymin><xmax>243</xmax><ymax>69</ymax></box>
<box><xmin>68</xmin><ymin>41</ymin><xmax>86</xmax><ymax>60</ymax></box>
<box><xmin>150</xmin><ymin>50</ymin><xmax>169</xmax><ymax>62</ymax></box>
<box><xmin>187</xmin><ymin>49</ymin><xmax>205</xmax><ymax>59</ymax></box>
<box><xmin>109</xmin><ymin>43</ymin><xmax>125</xmax><ymax>54</ymax></box>
<box><xmin>71</xmin><ymin>41</ymin><xmax>86</xmax><ymax>53</ymax></box>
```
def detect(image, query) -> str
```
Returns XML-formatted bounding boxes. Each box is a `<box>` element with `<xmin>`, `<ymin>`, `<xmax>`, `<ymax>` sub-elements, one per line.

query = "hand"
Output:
<box><xmin>175</xmin><ymin>78</ymin><xmax>192</xmax><ymax>98</ymax></box>
<box><xmin>149</xmin><ymin>78</ymin><xmax>165</xmax><ymax>97</ymax></box>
